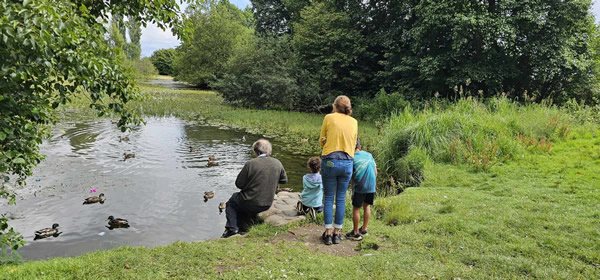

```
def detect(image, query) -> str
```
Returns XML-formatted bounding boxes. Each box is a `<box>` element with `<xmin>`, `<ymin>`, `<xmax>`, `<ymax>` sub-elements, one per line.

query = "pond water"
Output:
<box><xmin>0</xmin><ymin>117</ymin><xmax>309</xmax><ymax>260</ymax></box>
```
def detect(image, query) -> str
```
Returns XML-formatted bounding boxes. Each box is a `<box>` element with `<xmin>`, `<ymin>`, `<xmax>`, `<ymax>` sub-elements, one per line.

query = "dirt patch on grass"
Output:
<box><xmin>271</xmin><ymin>224</ymin><xmax>360</xmax><ymax>257</ymax></box>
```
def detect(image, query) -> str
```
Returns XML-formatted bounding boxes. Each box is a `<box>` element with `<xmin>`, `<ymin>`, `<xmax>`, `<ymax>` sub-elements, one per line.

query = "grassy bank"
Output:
<box><xmin>2</xmin><ymin>77</ymin><xmax>599</xmax><ymax>278</ymax></box>
<box><xmin>63</xmin><ymin>76</ymin><xmax>379</xmax><ymax>156</ymax></box>
<box><xmin>1</xmin><ymin>134</ymin><xmax>598</xmax><ymax>278</ymax></box>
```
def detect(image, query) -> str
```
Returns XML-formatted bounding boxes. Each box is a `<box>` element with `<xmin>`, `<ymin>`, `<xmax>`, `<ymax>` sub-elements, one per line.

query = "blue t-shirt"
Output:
<box><xmin>353</xmin><ymin>151</ymin><xmax>376</xmax><ymax>193</ymax></box>
<box><xmin>301</xmin><ymin>173</ymin><xmax>323</xmax><ymax>208</ymax></box>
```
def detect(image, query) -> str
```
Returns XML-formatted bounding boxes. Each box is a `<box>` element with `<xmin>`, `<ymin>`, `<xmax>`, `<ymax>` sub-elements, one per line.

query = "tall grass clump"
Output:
<box><xmin>378</xmin><ymin>97</ymin><xmax>574</xmax><ymax>192</ymax></box>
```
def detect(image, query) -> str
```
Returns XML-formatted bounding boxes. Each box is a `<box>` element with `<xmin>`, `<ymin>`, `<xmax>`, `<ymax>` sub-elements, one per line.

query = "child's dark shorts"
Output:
<box><xmin>352</xmin><ymin>192</ymin><xmax>375</xmax><ymax>208</ymax></box>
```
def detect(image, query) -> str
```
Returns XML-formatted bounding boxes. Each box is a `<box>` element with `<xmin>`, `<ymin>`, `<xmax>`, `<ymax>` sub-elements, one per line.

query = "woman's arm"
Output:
<box><xmin>319</xmin><ymin>115</ymin><xmax>328</xmax><ymax>147</ymax></box>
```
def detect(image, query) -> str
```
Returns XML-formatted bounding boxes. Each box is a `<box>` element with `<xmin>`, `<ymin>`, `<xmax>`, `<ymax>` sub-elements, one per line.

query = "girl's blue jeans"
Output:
<box><xmin>321</xmin><ymin>158</ymin><xmax>353</xmax><ymax>229</ymax></box>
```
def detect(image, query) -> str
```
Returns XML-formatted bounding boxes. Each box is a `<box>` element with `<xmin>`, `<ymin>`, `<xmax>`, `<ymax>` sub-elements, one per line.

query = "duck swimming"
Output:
<box><xmin>119</xmin><ymin>136</ymin><xmax>129</xmax><ymax>142</ymax></box>
<box><xmin>107</xmin><ymin>216</ymin><xmax>130</xmax><ymax>229</ymax></box>
<box><xmin>34</xmin><ymin>223</ymin><xmax>62</xmax><ymax>240</ymax></box>
<box><xmin>207</xmin><ymin>160</ymin><xmax>219</xmax><ymax>167</ymax></box>
<box><xmin>204</xmin><ymin>191</ymin><xmax>215</xmax><ymax>202</ymax></box>
<box><xmin>218</xmin><ymin>202</ymin><xmax>226</xmax><ymax>213</ymax></box>
<box><xmin>208</xmin><ymin>155</ymin><xmax>216</xmax><ymax>161</ymax></box>
<box><xmin>123</xmin><ymin>153</ymin><xmax>135</xmax><ymax>160</ymax></box>
<box><xmin>83</xmin><ymin>193</ymin><xmax>105</xmax><ymax>205</ymax></box>
<box><xmin>189</xmin><ymin>146</ymin><xmax>200</xmax><ymax>152</ymax></box>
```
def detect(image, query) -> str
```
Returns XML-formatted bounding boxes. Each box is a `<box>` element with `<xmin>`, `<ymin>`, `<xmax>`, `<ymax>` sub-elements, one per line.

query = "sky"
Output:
<box><xmin>140</xmin><ymin>0</ymin><xmax>251</xmax><ymax>57</ymax></box>
<box><xmin>141</xmin><ymin>0</ymin><xmax>600</xmax><ymax>57</ymax></box>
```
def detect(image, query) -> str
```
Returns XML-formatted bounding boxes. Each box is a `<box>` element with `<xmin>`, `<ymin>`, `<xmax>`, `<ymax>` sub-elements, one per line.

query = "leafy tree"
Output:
<box><xmin>108</xmin><ymin>23</ymin><xmax>127</xmax><ymax>60</ymax></box>
<box><xmin>291</xmin><ymin>2</ymin><xmax>366</xmax><ymax>104</ymax></box>
<box><xmin>150</xmin><ymin>49</ymin><xmax>177</xmax><ymax>75</ymax></box>
<box><xmin>251</xmin><ymin>0</ymin><xmax>291</xmax><ymax>34</ymax></box>
<box><xmin>112</xmin><ymin>13</ymin><xmax>127</xmax><ymax>40</ymax></box>
<box><xmin>126</xmin><ymin>17</ymin><xmax>142</xmax><ymax>60</ymax></box>
<box><xmin>381</xmin><ymin>0</ymin><xmax>598</xmax><ymax>102</ymax></box>
<box><xmin>173</xmin><ymin>0</ymin><xmax>254</xmax><ymax>87</ymax></box>
<box><xmin>214</xmin><ymin>36</ymin><xmax>302</xmax><ymax>109</ymax></box>
<box><xmin>0</xmin><ymin>0</ymin><xmax>187</xmax><ymax>250</ymax></box>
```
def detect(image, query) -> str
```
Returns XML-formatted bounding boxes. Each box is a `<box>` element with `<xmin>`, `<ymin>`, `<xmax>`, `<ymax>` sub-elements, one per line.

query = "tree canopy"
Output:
<box><xmin>172</xmin><ymin>0</ymin><xmax>253</xmax><ymax>87</ymax></box>
<box><xmin>172</xmin><ymin>0</ymin><xmax>599</xmax><ymax>108</ymax></box>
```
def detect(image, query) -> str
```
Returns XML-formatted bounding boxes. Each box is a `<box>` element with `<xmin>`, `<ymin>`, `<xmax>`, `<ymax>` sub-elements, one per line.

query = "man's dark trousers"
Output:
<box><xmin>225</xmin><ymin>192</ymin><xmax>270</xmax><ymax>233</ymax></box>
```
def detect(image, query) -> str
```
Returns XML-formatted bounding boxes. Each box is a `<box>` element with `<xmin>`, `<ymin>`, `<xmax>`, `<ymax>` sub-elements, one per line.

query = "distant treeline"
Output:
<box><xmin>153</xmin><ymin>0</ymin><xmax>600</xmax><ymax>112</ymax></box>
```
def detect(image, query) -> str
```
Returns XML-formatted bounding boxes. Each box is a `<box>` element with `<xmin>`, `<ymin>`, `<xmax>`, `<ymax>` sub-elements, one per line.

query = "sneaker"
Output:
<box><xmin>221</xmin><ymin>229</ymin><xmax>239</xmax><ymax>238</ymax></box>
<box><xmin>359</xmin><ymin>228</ymin><xmax>368</xmax><ymax>235</ymax></box>
<box><xmin>345</xmin><ymin>230</ymin><xmax>363</xmax><ymax>241</ymax></box>
<box><xmin>296</xmin><ymin>201</ymin><xmax>304</xmax><ymax>215</ymax></box>
<box><xmin>332</xmin><ymin>233</ymin><xmax>342</xmax><ymax>244</ymax></box>
<box><xmin>308</xmin><ymin>207</ymin><xmax>316</xmax><ymax>220</ymax></box>
<box><xmin>321</xmin><ymin>232</ymin><xmax>333</xmax><ymax>245</ymax></box>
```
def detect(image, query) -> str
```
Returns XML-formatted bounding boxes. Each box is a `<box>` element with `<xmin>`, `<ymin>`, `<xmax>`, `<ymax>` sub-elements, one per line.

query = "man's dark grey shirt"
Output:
<box><xmin>235</xmin><ymin>156</ymin><xmax>288</xmax><ymax>206</ymax></box>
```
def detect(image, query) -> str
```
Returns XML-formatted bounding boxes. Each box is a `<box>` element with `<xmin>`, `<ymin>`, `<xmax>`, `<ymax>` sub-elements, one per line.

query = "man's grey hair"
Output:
<box><xmin>252</xmin><ymin>139</ymin><xmax>272</xmax><ymax>156</ymax></box>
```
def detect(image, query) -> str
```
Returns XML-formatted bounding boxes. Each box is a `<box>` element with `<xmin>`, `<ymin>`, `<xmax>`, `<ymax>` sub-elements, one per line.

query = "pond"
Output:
<box><xmin>0</xmin><ymin>117</ymin><xmax>309</xmax><ymax>260</ymax></box>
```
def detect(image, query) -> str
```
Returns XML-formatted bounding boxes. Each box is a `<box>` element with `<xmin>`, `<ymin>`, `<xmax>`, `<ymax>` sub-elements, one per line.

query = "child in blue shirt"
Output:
<box><xmin>347</xmin><ymin>138</ymin><xmax>377</xmax><ymax>241</ymax></box>
<box><xmin>296</xmin><ymin>157</ymin><xmax>323</xmax><ymax>219</ymax></box>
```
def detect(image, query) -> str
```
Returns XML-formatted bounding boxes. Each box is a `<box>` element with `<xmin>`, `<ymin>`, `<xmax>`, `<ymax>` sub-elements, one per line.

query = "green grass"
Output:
<box><xmin>377</xmin><ymin>97</ymin><xmax>593</xmax><ymax>190</ymax></box>
<box><xmin>2</xmin><ymin>134</ymin><xmax>599</xmax><ymax>279</ymax></box>
<box><xmin>3</xmin><ymin>79</ymin><xmax>599</xmax><ymax>278</ymax></box>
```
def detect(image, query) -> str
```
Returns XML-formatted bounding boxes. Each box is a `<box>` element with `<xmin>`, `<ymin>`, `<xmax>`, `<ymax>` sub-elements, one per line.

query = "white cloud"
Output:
<box><xmin>140</xmin><ymin>23</ymin><xmax>180</xmax><ymax>57</ymax></box>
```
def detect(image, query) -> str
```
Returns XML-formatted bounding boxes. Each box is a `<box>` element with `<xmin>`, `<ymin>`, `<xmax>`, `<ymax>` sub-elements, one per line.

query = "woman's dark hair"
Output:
<box><xmin>307</xmin><ymin>157</ymin><xmax>321</xmax><ymax>173</ymax></box>
<box><xmin>333</xmin><ymin>95</ymin><xmax>352</xmax><ymax>115</ymax></box>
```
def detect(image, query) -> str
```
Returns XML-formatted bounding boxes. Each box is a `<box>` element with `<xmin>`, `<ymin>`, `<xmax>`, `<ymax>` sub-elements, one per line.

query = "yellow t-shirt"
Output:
<box><xmin>320</xmin><ymin>113</ymin><xmax>358</xmax><ymax>158</ymax></box>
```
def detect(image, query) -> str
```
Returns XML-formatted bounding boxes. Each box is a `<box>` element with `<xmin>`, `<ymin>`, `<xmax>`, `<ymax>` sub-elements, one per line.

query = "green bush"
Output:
<box><xmin>150</xmin><ymin>48</ymin><xmax>176</xmax><ymax>75</ymax></box>
<box><xmin>354</xmin><ymin>89</ymin><xmax>410</xmax><ymax>122</ymax></box>
<box><xmin>213</xmin><ymin>36</ymin><xmax>302</xmax><ymax>110</ymax></box>
<box><xmin>125</xmin><ymin>58</ymin><xmax>158</xmax><ymax>79</ymax></box>
<box><xmin>378</xmin><ymin>97</ymin><xmax>575</xmax><ymax>190</ymax></box>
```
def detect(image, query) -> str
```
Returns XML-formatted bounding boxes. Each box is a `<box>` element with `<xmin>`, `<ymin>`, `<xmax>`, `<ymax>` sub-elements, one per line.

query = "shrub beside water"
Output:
<box><xmin>377</xmin><ymin>97</ymin><xmax>574</xmax><ymax>191</ymax></box>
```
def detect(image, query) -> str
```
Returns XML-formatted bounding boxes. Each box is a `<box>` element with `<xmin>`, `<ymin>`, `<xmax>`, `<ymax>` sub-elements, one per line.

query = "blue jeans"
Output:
<box><xmin>321</xmin><ymin>158</ymin><xmax>353</xmax><ymax>229</ymax></box>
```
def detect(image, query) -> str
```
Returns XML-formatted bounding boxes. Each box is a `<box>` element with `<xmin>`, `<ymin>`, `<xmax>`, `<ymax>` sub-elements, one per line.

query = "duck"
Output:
<box><xmin>83</xmin><ymin>193</ymin><xmax>105</xmax><ymax>205</ymax></box>
<box><xmin>204</xmin><ymin>191</ymin><xmax>215</xmax><ymax>202</ymax></box>
<box><xmin>119</xmin><ymin>136</ymin><xmax>129</xmax><ymax>142</ymax></box>
<box><xmin>218</xmin><ymin>202</ymin><xmax>226</xmax><ymax>213</ymax></box>
<box><xmin>241</xmin><ymin>135</ymin><xmax>246</xmax><ymax>142</ymax></box>
<box><xmin>107</xmin><ymin>216</ymin><xmax>130</xmax><ymax>229</ymax></box>
<box><xmin>189</xmin><ymin>146</ymin><xmax>200</xmax><ymax>152</ymax></box>
<box><xmin>207</xmin><ymin>160</ymin><xmax>219</xmax><ymax>167</ymax></box>
<box><xmin>34</xmin><ymin>223</ymin><xmax>62</xmax><ymax>240</ymax></box>
<box><xmin>123</xmin><ymin>153</ymin><xmax>135</xmax><ymax>160</ymax></box>
<box><xmin>277</xmin><ymin>187</ymin><xmax>293</xmax><ymax>193</ymax></box>
<box><xmin>208</xmin><ymin>155</ymin><xmax>216</xmax><ymax>161</ymax></box>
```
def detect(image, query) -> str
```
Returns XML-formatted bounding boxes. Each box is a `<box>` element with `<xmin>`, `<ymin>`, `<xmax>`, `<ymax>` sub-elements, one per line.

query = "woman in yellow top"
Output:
<box><xmin>319</xmin><ymin>95</ymin><xmax>358</xmax><ymax>245</ymax></box>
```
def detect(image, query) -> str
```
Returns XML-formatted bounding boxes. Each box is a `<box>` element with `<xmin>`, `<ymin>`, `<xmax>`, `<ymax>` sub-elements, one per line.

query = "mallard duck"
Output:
<box><xmin>218</xmin><ymin>202</ymin><xmax>226</xmax><ymax>213</ymax></box>
<box><xmin>189</xmin><ymin>146</ymin><xmax>200</xmax><ymax>152</ymax></box>
<box><xmin>83</xmin><ymin>193</ymin><xmax>105</xmax><ymax>205</ymax></box>
<box><xmin>119</xmin><ymin>136</ymin><xmax>129</xmax><ymax>142</ymax></box>
<box><xmin>207</xmin><ymin>160</ymin><xmax>219</xmax><ymax>167</ymax></box>
<box><xmin>277</xmin><ymin>187</ymin><xmax>293</xmax><ymax>193</ymax></box>
<box><xmin>204</xmin><ymin>191</ymin><xmax>215</xmax><ymax>202</ymax></box>
<box><xmin>123</xmin><ymin>153</ymin><xmax>135</xmax><ymax>160</ymax></box>
<box><xmin>107</xmin><ymin>216</ymin><xmax>130</xmax><ymax>229</ymax></box>
<box><xmin>241</xmin><ymin>135</ymin><xmax>246</xmax><ymax>142</ymax></box>
<box><xmin>208</xmin><ymin>155</ymin><xmax>216</xmax><ymax>161</ymax></box>
<box><xmin>34</xmin><ymin>223</ymin><xmax>62</xmax><ymax>240</ymax></box>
